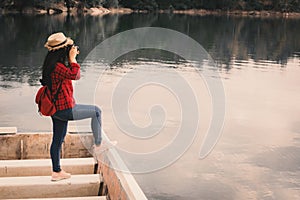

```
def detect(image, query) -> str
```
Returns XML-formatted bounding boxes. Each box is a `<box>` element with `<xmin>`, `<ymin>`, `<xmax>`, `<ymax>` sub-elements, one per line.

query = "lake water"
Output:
<box><xmin>1</xmin><ymin>13</ymin><xmax>300</xmax><ymax>199</ymax></box>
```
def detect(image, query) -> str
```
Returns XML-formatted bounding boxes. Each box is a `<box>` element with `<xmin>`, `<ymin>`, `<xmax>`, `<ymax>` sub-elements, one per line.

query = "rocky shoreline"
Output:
<box><xmin>169</xmin><ymin>9</ymin><xmax>300</xmax><ymax>18</ymax></box>
<box><xmin>0</xmin><ymin>6</ymin><xmax>133</xmax><ymax>16</ymax></box>
<box><xmin>0</xmin><ymin>5</ymin><xmax>300</xmax><ymax>18</ymax></box>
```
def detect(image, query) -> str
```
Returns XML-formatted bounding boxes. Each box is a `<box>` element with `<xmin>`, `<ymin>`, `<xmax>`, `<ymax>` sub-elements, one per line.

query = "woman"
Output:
<box><xmin>42</xmin><ymin>32</ymin><xmax>116</xmax><ymax>181</ymax></box>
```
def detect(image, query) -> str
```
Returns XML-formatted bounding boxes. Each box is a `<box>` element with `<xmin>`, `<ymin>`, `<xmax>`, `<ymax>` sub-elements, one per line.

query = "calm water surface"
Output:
<box><xmin>0</xmin><ymin>13</ymin><xmax>300</xmax><ymax>199</ymax></box>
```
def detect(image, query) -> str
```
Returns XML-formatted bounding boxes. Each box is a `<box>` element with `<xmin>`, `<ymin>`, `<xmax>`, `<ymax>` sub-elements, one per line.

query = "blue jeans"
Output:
<box><xmin>50</xmin><ymin>104</ymin><xmax>102</xmax><ymax>172</ymax></box>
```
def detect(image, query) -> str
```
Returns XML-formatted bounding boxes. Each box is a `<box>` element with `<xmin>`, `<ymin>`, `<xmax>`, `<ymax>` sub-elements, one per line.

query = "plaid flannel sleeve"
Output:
<box><xmin>55</xmin><ymin>62</ymin><xmax>80</xmax><ymax>80</ymax></box>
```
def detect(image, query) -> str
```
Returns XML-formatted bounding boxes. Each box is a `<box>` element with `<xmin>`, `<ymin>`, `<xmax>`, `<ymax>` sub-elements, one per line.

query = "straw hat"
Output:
<box><xmin>44</xmin><ymin>32</ymin><xmax>74</xmax><ymax>51</ymax></box>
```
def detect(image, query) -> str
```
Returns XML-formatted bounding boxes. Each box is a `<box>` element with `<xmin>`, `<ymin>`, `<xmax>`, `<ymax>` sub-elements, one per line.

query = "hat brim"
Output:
<box><xmin>44</xmin><ymin>37</ymin><xmax>74</xmax><ymax>51</ymax></box>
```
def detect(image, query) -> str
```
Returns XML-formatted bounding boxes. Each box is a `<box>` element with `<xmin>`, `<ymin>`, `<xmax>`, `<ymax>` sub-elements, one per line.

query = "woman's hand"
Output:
<box><xmin>69</xmin><ymin>46</ymin><xmax>79</xmax><ymax>63</ymax></box>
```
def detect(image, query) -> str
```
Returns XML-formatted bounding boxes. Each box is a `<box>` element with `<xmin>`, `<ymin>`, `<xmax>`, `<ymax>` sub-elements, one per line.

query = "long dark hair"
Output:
<box><xmin>40</xmin><ymin>45</ymin><xmax>72</xmax><ymax>88</ymax></box>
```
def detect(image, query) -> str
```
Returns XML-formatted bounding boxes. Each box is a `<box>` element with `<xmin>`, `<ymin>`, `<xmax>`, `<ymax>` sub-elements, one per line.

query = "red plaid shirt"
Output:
<box><xmin>51</xmin><ymin>62</ymin><xmax>80</xmax><ymax>111</ymax></box>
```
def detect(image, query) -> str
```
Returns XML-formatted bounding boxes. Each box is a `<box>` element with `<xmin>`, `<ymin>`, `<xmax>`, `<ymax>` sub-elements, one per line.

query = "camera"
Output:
<box><xmin>66</xmin><ymin>45</ymin><xmax>79</xmax><ymax>52</ymax></box>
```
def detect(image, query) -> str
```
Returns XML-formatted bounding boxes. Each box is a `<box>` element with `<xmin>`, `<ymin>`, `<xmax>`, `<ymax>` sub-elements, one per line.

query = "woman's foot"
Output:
<box><xmin>51</xmin><ymin>170</ymin><xmax>71</xmax><ymax>181</ymax></box>
<box><xmin>93</xmin><ymin>140</ymin><xmax>118</xmax><ymax>158</ymax></box>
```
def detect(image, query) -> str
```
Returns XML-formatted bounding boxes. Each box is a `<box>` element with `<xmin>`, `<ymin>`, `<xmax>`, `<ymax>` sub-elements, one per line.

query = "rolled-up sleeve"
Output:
<box><xmin>55</xmin><ymin>62</ymin><xmax>80</xmax><ymax>80</ymax></box>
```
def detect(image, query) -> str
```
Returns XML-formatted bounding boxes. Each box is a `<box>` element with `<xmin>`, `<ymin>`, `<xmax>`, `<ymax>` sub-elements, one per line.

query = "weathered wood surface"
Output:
<box><xmin>0</xmin><ymin>174</ymin><xmax>101</xmax><ymax>199</ymax></box>
<box><xmin>96</xmin><ymin>139</ymin><xmax>148</xmax><ymax>200</ymax></box>
<box><xmin>0</xmin><ymin>130</ymin><xmax>148</xmax><ymax>200</ymax></box>
<box><xmin>0</xmin><ymin>158</ymin><xmax>95</xmax><ymax>177</ymax></box>
<box><xmin>0</xmin><ymin>133</ymin><xmax>93</xmax><ymax>160</ymax></box>
<box><xmin>7</xmin><ymin>197</ymin><xmax>107</xmax><ymax>200</ymax></box>
<box><xmin>0</xmin><ymin>127</ymin><xmax>17</xmax><ymax>135</ymax></box>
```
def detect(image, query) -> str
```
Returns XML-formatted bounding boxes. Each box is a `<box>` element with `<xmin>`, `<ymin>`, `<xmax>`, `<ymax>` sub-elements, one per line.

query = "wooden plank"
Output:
<box><xmin>0</xmin><ymin>133</ymin><xmax>93</xmax><ymax>160</ymax></box>
<box><xmin>97</xmin><ymin>134</ymin><xmax>148</xmax><ymax>200</ymax></box>
<box><xmin>0</xmin><ymin>127</ymin><xmax>17</xmax><ymax>135</ymax></box>
<box><xmin>6</xmin><ymin>197</ymin><xmax>107</xmax><ymax>200</ymax></box>
<box><xmin>68</xmin><ymin>126</ymin><xmax>92</xmax><ymax>134</ymax></box>
<box><xmin>0</xmin><ymin>174</ymin><xmax>101</xmax><ymax>199</ymax></box>
<box><xmin>0</xmin><ymin>158</ymin><xmax>95</xmax><ymax>177</ymax></box>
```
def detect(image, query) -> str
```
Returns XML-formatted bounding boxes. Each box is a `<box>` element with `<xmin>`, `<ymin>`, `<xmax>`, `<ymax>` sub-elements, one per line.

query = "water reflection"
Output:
<box><xmin>0</xmin><ymin>14</ymin><xmax>118</xmax><ymax>86</ymax></box>
<box><xmin>252</xmin><ymin>146</ymin><xmax>300</xmax><ymax>172</ymax></box>
<box><xmin>1</xmin><ymin>13</ymin><xmax>300</xmax><ymax>200</ymax></box>
<box><xmin>1</xmin><ymin>14</ymin><xmax>300</xmax><ymax>87</ymax></box>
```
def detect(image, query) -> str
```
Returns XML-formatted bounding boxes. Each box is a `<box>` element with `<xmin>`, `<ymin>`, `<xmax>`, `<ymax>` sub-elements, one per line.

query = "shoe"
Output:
<box><xmin>93</xmin><ymin>140</ymin><xmax>118</xmax><ymax>158</ymax></box>
<box><xmin>51</xmin><ymin>170</ymin><xmax>71</xmax><ymax>181</ymax></box>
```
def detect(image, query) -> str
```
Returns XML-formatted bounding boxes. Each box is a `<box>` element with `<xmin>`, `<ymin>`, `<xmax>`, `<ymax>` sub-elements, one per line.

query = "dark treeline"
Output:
<box><xmin>120</xmin><ymin>0</ymin><xmax>300</xmax><ymax>12</ymax></box>
<box><xmin>0</xmin><ymin>0</ymin><xmax>300</xmax><ymax>12</ymax></box>
<box><xmin>1</xmin><ymin>13</ymin><xmax>300</xmax><ymax>87</ymax></box>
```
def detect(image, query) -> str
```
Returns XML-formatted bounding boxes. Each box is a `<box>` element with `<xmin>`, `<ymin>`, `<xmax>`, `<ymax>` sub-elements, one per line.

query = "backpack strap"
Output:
<box><xmin>52</xmin><ymin>80</ymin><xmax>63</xmax><ymax>103</ymax></box>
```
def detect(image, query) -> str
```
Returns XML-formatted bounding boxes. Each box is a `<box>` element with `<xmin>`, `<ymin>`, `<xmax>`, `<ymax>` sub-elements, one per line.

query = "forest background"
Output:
<box><xmin>0</xmin><ymin>0</ymin><xmax>299</xmax><ymax>13</ymax></box>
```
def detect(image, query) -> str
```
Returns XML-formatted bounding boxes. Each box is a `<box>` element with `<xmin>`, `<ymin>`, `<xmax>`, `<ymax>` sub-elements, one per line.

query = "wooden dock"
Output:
<box><xmin>0</xmin><ymin>127</ymin><xmax>147</xmax><ymax>200</ymax></box>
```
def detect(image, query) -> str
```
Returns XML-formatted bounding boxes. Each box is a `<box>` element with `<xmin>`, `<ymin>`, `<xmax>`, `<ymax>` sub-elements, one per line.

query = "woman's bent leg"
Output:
<box><xmin>50</xmin><ymin>117</ymin><xmax>68</xmax><ymax>172</ymax></box>
<box><xmin>72</xmin><ymin>104</ymin><xmax>102</xmax><ymax>145</ymax></box>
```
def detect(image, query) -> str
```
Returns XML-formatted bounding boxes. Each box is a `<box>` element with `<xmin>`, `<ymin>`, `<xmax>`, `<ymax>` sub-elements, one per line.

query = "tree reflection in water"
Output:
<box><xmin>0</xmin><ymin>13</ymin><xmax>299</xmax><ymax>87</ymax></box>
